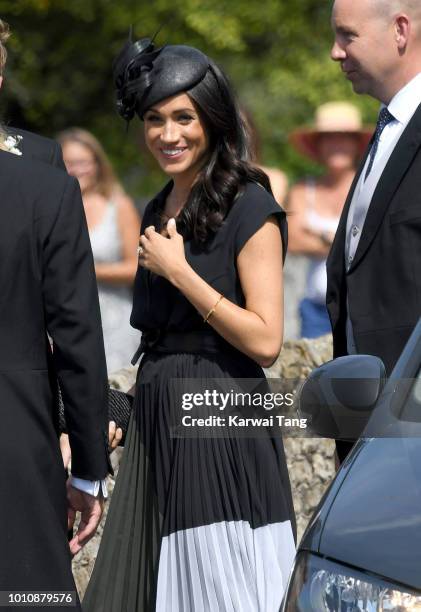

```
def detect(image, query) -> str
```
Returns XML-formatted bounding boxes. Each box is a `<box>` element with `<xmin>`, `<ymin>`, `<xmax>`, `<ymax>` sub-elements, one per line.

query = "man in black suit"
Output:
<box><xmin>0</xmin><ymin>17</ymin><xmax>64</xmax><ymax>169</ymax></box>
<box><xmin>1</xmin><ymin>19</ymin><xmax>113</xmax><ymax>563</ymax></box>
<box><xmin>328</xmin><ymin>0</ymin><xmax>421</xmax><ymax>461</ymax></box>
<box><xmin>0</xmin><ymin>148</ymin><xmax>111</xmax><ymax>609</ymax></box>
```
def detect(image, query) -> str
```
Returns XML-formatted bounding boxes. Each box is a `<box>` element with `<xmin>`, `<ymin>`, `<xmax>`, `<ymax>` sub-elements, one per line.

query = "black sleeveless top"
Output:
<box><xmin>130</xmin><ymin>181</ymin><xmax>287</xmax><ymax>333</ymax></box>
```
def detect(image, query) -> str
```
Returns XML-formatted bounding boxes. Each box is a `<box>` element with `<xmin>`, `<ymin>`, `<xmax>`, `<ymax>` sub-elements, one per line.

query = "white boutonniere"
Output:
<box><xmin>3</xmin><ymin>134</ymin><xmax>23</xmax><ymax>156</ymax></box>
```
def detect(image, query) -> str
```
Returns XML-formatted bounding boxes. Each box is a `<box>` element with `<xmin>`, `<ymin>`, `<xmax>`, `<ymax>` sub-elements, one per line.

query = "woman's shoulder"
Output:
<box><xmin>231</xmin><ymin>181</ymin><xmax>285</xmax><ymax>217</ymax></box>
<box><xmin>228</xmin><ymin>181</ymin><xmax>287</xmax><ymax>258</ymax></box>
<box><xmin>112</xmin><ymin>189</ymin><xmax>136</xmax><ymax>210</ymax></box>
<box><xmin>287</xmin><ymin>175</ymin><xmax>325</xmax><ymax>214</ymax></box>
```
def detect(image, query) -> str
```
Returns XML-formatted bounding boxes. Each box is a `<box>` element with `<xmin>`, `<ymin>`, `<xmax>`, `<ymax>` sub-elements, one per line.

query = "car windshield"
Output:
<box><xmin>397</xmin><ymin>367</ymin><xmax>421</xmax><ymax>423</ymax></box>
<box><xmin>363</xmin><ymin>363</ymin><xmax>421</xmax><ymax>437</ymax></box>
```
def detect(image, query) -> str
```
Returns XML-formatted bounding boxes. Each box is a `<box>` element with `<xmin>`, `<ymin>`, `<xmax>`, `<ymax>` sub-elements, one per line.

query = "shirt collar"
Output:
<box><xmin>385</xmin><ymin>71</ymin><xmax>421</xmax><ymax>126</ymax></box>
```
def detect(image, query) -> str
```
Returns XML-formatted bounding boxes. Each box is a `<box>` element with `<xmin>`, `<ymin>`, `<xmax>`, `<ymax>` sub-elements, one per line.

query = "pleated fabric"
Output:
<box><xmin>156</xmin><ymin>521</ymin><xmax>295</xmax><ymax>611</ymax></box>
<box><xmin>83</xmin><ymin>352</ymin><xmax>296</xmax><ymax>612</ymax></box>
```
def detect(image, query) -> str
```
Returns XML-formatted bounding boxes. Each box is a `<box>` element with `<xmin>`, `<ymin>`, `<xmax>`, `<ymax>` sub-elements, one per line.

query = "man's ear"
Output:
<box><xmin>0</xmin><ymin>76</ymin><xmax>3</xmax><ymax>90</ymax></box>
<box><xmin>394</xmin><ymin>14</ymin><xmax>410</xmax><ymax>50</ymax></box>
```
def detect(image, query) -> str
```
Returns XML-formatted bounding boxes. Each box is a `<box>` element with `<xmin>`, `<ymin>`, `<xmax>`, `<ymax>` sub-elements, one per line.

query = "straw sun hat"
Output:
<box><xmin>289</xmin><ymin>101</ymin><xmax>373</xmax><ymax>162</ymax></box>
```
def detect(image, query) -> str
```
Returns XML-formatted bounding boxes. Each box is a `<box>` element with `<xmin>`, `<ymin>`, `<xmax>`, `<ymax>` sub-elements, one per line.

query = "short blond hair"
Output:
<box><xmin>0</xmin><ymin>19</ymin><xmax>10</xmax><ymax>75</ymax></box>
<box><xmin>373</xmin><ymin>0</ymin><xmax>421</xmax><ymax>21</ymax></box>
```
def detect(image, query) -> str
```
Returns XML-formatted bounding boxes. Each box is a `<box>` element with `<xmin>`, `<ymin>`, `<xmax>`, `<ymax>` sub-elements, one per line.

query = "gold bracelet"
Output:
<box><xmin>204</xmin><ymin>294</ymin><xmax>224</xmax><ymax>323</ymax></box>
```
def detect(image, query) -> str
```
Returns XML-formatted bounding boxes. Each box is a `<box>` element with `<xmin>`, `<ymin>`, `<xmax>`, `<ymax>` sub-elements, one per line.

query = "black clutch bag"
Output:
<box><xmin>58</xmin><ymin>386</ymin><xmax>133</xmax><ymax>446</ymax></box>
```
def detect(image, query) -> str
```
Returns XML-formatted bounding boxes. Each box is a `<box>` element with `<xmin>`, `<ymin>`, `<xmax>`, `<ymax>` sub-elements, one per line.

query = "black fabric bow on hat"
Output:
<box><xmin>113</xmin><ymin>34</ymin><xmax>210</xmax><ymax>122</ymax></box>
<box><xmin>113</xmin><ymin>37</ymin><xmax>163</xmax><ymax>122</ymax></box>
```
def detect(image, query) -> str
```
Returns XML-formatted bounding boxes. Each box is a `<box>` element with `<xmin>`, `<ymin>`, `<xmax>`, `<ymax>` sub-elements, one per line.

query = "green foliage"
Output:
<box><xmin>0</xmin><ymin>0</ymin><xmax>378</xmax><ymax>197</ymax></box>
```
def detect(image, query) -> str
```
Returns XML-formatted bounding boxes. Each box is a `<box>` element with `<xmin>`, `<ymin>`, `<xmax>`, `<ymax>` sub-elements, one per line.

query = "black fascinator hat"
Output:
<box><xmin>113</xmin><ymin>34</ymin><xmax>210</xmax><ymax>121</ymax></box>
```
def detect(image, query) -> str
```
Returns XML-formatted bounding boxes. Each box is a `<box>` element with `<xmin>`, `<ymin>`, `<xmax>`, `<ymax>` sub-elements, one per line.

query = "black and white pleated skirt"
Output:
<box><xmin>83</xmin><ymin>351</ymin><xmax>296</xmax><ymax>612</ymax></box>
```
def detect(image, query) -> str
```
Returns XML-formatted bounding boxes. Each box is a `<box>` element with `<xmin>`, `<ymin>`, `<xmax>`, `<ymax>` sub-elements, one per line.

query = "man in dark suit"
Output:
<box><xmin>0</xmin><ymin>147</ymin><xmax>111</xmax><ymax>609</ymax></box>
<box><xmin>0</xmin><ymin>17</ymin><xmax>65</xmax><ymax>169</ymax></box>
<box><xmin>1</xmin><ymin>19</ymin><xmax>112</xmax><ymax>559</ymax></box>
<box><xmin>328</xmin><ymin>0</ymin><xmax>421</xmax><ymax>461</ymax></box>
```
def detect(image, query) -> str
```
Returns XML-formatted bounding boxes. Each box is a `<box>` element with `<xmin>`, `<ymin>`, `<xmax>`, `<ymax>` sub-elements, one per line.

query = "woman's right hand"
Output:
<box><xmin>61</xmin><ymin>422</ymin><xmax>123</xmax><ymax>464</ymax></box>
<box><xmin>60</xmin><ymin>433</ymin><xmax>72</xmax><ymax>470</ymax></box>
<box><xmin>108</xmin><ymin>421</ymin><xmax>123</xmax><ymax>450</ymax></box>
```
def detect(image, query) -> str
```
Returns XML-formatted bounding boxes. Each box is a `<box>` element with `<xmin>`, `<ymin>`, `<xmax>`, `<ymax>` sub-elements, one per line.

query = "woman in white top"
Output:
<box><xmin>287</xmin><ymin>102</ymin><xmax>372</xmax><ymax>338</ymax></box>
<box><xmin>59</xmin><ymin>128</ymin><xmax>141</xmax><ymax>372</ymax></box>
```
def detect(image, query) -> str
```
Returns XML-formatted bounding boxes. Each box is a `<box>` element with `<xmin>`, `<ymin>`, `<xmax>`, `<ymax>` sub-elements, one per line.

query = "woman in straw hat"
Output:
<box><xmin>288</xmin><ymin>101</ymin><xmax>372</xmax><ymax>338</ymax></box>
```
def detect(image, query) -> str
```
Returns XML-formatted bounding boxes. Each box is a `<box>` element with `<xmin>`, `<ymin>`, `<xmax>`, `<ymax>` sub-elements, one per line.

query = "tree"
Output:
<box><xmin>0</xmin><ymin>0</ymin><xmax>377</xmax><ymax>196</ymax></box>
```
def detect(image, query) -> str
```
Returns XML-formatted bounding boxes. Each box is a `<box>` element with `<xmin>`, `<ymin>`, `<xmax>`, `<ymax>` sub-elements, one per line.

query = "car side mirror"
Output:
<box><xmin>298</xmin><ymin>355</ymin><xmax>386</xmax><ymax>440</ymax></box>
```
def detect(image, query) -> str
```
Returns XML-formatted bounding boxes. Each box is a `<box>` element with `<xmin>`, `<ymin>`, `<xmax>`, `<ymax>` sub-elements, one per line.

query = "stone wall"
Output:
<box><xmin>265</xmin><ymin>334</ymin><xmax>335</xmax><ymax>540</ymax></box>
<box><xmin>73</xmin><ymin>335</ymin><xmax>335</xmax><ymax>597</ymax></box>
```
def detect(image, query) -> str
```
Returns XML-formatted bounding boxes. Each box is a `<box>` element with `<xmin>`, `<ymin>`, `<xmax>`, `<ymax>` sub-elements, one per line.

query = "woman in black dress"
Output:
<box><xmin>83</xmin><ymin>37</ymin><xmax>296</xmax><ymax>612</ymax></box>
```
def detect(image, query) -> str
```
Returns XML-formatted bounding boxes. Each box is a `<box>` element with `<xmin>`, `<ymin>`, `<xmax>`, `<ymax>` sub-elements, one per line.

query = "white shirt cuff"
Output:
<box><xmin>69</xmin><ymin>476</ymin><xmax>108</xmax><ymax>499</ymax></box>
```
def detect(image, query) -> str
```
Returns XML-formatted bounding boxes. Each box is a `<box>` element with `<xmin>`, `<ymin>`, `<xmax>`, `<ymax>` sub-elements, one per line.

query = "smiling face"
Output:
<box><xmin>143</xmin><ymin>93</ymin><xmax>209</xmax><ymax>184</ymax></box>
<box><xmin>62</xmin><ymin>140</ymin><xmax>98</xmax><ymax>194</ymax></box>
<box><xmin>331</xmin><ymin>0</ymin><xmax>400</xmax><ymax>103</ymax></box>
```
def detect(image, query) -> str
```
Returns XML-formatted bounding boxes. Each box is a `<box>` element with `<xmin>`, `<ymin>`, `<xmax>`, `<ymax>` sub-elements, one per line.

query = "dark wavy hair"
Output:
<box><xmin>169</xmin><ymin>61</ymin><xmax>273</xmax><ymax>244</ymax></box>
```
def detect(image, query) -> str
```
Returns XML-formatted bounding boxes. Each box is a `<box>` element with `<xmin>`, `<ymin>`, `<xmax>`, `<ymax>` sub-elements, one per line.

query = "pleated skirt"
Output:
<box><xmin>83</xmin><ymin>351</ymin><xmax>296</xmax><ymax>612</ymax></box>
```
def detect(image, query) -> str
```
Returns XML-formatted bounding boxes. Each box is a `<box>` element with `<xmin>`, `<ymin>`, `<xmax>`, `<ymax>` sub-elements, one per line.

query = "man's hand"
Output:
<box><xmin>67</xmin><ymin>483</ymin><xmax>104</xmax><ymax>557</ymax></box>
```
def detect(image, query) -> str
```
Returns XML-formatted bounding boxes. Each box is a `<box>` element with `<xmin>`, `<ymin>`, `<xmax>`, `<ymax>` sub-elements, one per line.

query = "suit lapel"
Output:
<box><xmin>349</xmin><ymin>103</ymin><xmax>421</xmax><ymax>272</ymax></box>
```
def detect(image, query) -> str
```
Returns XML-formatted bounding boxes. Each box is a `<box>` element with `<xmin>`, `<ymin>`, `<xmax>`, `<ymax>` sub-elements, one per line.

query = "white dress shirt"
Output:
<box><xmin>345</xmin><ymin>71</ymin><xmax>421</xmax><ymax>353</ymax></box>
<box><xmin>70</xmin><ymin>476</ymin><xmax>108</xmax><ymax>498</ymax></box>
